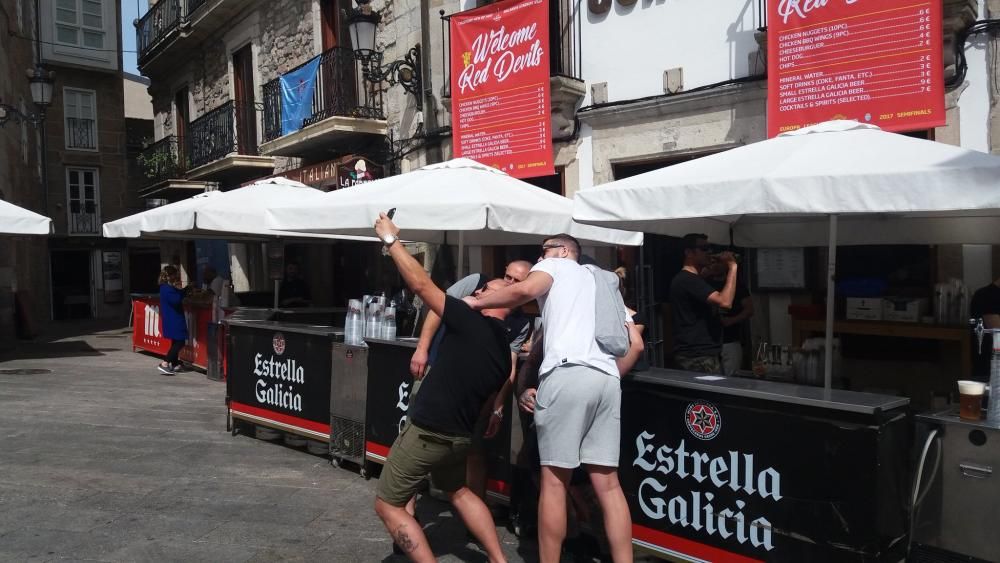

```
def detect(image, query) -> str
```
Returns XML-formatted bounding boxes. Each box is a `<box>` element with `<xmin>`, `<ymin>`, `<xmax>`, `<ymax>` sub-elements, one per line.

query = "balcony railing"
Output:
<box><xmin>135</xmin><ymin>136</ymin><xmax>185</xmax><ymax>187</ymax></box>
<box><xmin>66</xmin><ymin>118</ymin><xmax>96</xmax><ymax>150</ymax></box>
<box><xmin>550</xmin><ymin>0</ymin><xmax>582</xmax><ymax>80</ymax></box>
<box><xmin>136</xmin><ymin>0</ymin><xmax>182</xmax><ymax>59</ymax></box>
<box><xmin>262</xmin><ymin>47</ymin><xmax>386</xmax><ymax>143</ymax></box>
<box><xmin>186</xmin><ymin>100</ymin><xmax>261</xmax><ymax>169</ymax></box>
<box><xmin>68</xmin><ymin>208</ymin><xmax>99</xmax><ymax>235</ymax></box>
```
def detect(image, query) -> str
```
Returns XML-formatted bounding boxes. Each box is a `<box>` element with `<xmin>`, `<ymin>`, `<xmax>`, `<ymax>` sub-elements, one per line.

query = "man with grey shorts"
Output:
<box><xmin>465</xmin><ymin>234</ymin><xmax>634</xmax><ymax>563</ymax></box>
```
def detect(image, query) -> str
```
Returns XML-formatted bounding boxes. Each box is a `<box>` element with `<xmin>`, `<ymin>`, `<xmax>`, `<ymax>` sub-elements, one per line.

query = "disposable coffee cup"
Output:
<box><xmin>957</xmin><ymin>380</ymin><xmax>985</xmax><ymax>420</ymax></box>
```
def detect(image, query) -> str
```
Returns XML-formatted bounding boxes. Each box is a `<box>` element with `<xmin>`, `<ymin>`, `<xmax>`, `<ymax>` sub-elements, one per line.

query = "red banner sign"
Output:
<box><xmin>131</xmin><ymin>295</ymin><xmax>222</xmax><ymax>371</ymax></box>
<box><xmin>450</xmin><ymin>0</ymin><xmax>554</xmax><ymax>178</ymax></box>
<box><xmin>767</xmin><ymin>0</ymin><xmax>945</xmax><ymax>137</ymax></box>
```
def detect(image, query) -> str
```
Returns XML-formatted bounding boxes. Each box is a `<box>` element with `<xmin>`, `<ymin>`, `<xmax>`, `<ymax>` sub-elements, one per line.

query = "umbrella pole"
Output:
<box><xmin>824</xmin><ymin>214</ymin><xmax>838</xmax><ymax>390</ymax></box>
<box><xmin>273</xmin><ymin>279</ymin><xmax>280</xmax><ymax>310</ymax></box>
<box><xmin>457</xmin><ymin>231</ymin><xmax>465</xmax><ymax>280</ymax></box>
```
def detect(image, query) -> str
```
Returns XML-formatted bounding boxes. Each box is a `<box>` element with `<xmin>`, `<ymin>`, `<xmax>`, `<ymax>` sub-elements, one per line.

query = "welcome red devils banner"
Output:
<box><xmin>767</xmin><ymin>0</ymin><xmax>945</xmax><ymax>137</ymax></box>
<box><xmin>450</xmin><ymin>0</ymin><xmax>553</xmax><ymax>178</ymax></box>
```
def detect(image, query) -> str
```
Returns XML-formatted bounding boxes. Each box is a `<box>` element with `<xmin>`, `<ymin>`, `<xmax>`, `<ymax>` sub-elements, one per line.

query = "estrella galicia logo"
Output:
<box><xmin>685</xmin><ymin>401</ymin><xmax>721</xmax><ymax>440</ymax></box>
<box><xmin>272</xmin><ymin>332</ymin><xmax>286</xmax><ymax>355</ymax></box>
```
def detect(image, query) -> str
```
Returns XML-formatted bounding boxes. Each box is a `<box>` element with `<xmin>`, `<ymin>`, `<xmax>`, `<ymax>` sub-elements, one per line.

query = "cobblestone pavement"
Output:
<box><xmin>0</xmin><ymin>321</ymin><xmax>554</xmax><ymax>562</ymax></box>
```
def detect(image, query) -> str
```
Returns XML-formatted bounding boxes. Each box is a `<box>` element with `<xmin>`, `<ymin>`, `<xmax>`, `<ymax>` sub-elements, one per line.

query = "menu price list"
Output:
<box><xmin>456</xmin><ymin>83</ymin><xmax>549</xmax><ymax>165</ymax></box>
<box><xmin>773</xmin><ymin>3</ymin><xmax>940</xmax><ymax>132</ymax></box>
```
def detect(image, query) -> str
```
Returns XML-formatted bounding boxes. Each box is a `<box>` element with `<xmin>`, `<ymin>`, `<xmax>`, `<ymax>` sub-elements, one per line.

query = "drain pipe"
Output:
<box><xmin>419</xmin><ymin>0</ymin><xmax>442</xmax><ymax>165</ymax></box>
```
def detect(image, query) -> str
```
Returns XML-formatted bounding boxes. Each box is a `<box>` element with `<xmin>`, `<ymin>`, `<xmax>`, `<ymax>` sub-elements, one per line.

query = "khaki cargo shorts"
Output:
<box><xmin>376</xmin><ymin>421</ymin><xmax>471</xmax><ymax>507</ymax></box>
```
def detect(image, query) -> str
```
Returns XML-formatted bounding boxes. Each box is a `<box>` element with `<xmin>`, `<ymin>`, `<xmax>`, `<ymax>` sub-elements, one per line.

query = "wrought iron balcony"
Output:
<box><xmin>261</xmin><ymin>47</ymin><xmax>386</xmax><ymax>144</ymax></box>
<box><xmin>65</xmin><ymin>118</ymin><xmax>96</xmax><ymax>150</ymax></box>
<box><xmin>135</xmin><ymin>136</ymin><xmax>185</xmax><ymax>188</ymax></box>
<box><xmin>68</xmin><ymin>206</ymin><xmax>99</xmax><ymax>235</ymax></box>
<box><xmin>136</xmin><ymin>0</ymin><xmax>183</xmax><ymax>61</ymax></box>
<box><xmin>186</xmin><ymin>100</ymin><xmax>264</xmax><ymax>171</ymax></box>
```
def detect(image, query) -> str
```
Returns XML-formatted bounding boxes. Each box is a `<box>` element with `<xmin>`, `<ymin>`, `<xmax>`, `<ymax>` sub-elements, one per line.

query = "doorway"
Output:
<box><xmin>232</xmin><ymin>45</ymin><xmax>258</xmax><ymax>155</ymax></box>
<box><xmin>51</xmin><ymin>250</ymin><xmax>93</xmax><ymax>320</ymax></box>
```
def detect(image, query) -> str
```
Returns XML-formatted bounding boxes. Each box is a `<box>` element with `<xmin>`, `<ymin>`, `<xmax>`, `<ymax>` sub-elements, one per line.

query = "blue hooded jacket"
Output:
<box><xmin>159</xmin><ymin>283</ymin><xmax>189</xmax><ymax>341</ymax></box>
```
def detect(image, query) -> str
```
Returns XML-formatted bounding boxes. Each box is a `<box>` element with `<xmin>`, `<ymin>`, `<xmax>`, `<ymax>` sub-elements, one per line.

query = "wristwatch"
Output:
<box><xmin>381</xmin><ymin>233</ymin><xmax>397</xmax><ymax>246</ymax></box>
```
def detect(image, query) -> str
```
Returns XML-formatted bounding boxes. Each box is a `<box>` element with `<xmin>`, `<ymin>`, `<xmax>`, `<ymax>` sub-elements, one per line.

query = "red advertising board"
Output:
<box><xmin>131</xmin><ymin>295</ymin><xmax>222</xmax><ymax>372</ymax></box>
<box><xmin>767</xmin><ymin>0</ymin><xmax>945</xmax><ymax>137</ymax></box>
<box><xmin>450</xmin><ymin>0</ymin><xmax>554</xmax><ymax>178</ymax></box>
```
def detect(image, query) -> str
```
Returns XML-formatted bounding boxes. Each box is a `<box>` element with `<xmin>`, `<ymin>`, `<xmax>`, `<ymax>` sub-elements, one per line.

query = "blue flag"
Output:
<box><xmin>280</xmin><ymin>56</ymin><xmax>321</xmax><ymax>136</ymax></box>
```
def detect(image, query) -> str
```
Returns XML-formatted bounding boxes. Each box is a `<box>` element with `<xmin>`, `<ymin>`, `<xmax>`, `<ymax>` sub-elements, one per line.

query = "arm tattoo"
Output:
<box><xmin>393</xmin><ymin>524</ymin><xmax>418</xmax><ymax>554</ymax></box>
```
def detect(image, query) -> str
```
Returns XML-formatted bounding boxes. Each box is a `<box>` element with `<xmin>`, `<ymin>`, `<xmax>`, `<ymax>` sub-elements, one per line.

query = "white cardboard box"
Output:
<box><xmin>846</xmin><ymin>297</ymin><xmax>884</xmax><ymax>321</ymax></box>
<box><xmin>882</xmin><ymin>297</ymin><xmax>929</xmax><ymax>323</ymax></box>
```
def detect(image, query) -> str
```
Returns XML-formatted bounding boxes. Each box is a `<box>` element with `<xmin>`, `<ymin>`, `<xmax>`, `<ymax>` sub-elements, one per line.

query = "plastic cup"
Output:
<box><xmin>958</xmin><ymin>380</ymin><xmax>985</xmax><ymax>420</ymax></box>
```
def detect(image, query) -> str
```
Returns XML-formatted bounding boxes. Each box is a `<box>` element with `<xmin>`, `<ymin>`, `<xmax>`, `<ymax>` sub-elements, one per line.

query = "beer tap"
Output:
<box><xmin>972</xmin><ymin>317</ymin><xmax>985</xmax><ymax>355</ymax></box>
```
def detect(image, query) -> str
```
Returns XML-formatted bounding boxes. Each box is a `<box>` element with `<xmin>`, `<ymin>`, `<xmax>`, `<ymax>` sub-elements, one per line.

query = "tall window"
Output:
<box><xmin>66</xmin><ymin>168</ymin><xmax>100</xmax><ymax>235</ymax></box>
<box><xmin>55</xmin><ymin>0</ymin><xmax>105</xmax><ymax>49</ymax></box>
<box><xmin>64</xmin><ymin>88</ymin><xmax>97</xmax><ymax>150</ymax></box>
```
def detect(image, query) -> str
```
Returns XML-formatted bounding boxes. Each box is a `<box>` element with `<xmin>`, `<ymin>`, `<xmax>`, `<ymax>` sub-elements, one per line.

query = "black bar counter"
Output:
<box><xmin>226</xmin><ymin>318</ymin><xmax>343</xmax><ymax>442</ymax></box>
<box><xmin>622</xmin><ymin>368</ymin><xmax>910</xmax><ymax>562</ymax></box>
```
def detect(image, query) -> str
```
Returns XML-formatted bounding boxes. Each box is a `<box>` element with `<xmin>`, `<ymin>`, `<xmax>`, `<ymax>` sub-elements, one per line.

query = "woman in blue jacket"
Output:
<box><xmin>157</xmin><ymin>265</ymin><xmax>188</xmax><ymax>375</ymax></box>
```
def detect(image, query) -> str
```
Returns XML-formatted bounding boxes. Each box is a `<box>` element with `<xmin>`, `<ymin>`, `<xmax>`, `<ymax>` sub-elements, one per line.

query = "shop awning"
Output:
<box><xmin>0</xmin><ymin>199</ymin><xmax>51</xmax><ymax>235</ymax></box>
<box><xmin>103</xmin><ymin>177</ymin><xmax>373</xmax><ymax>242</ymax></box>
<box><xmin>264</xmin><ymin>158</ymin><xmax>643</xmax><ymax>247</ymax></box>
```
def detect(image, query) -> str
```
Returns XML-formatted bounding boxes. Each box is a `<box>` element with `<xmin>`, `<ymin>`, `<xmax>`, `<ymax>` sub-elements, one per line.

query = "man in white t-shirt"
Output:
<box><xmin>464</xmin><ymin>233</ymin><xmax>633</xmax><ymax>563</ymax></box>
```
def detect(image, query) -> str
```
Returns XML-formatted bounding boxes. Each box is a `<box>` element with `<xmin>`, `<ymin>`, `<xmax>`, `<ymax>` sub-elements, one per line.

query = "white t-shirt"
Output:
<box><xmin>530</xmin><ymin>258</ymin><xmax>618</xmax><ymax>377</ymax></box>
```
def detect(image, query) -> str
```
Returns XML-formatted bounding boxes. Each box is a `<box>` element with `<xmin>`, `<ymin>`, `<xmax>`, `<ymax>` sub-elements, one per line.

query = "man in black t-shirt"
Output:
<box><xmin>373</xmin><ymin>212</ymin><xmax>512</xmax><ymax>563</ymax></box>
<box><xmin>669</xmin><ymin>233</ymin><xmax>739</xmax><ymax>374</ymax></box>
<box><xmin>970</xmin><ymin>278</ymin><xmax>1000</xmax><ymax>380</ymax></box>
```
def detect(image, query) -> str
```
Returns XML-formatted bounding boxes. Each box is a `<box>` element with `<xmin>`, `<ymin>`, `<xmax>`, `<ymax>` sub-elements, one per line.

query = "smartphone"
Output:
<box><xmin>386</xmin><ymin>208</ymin><xmax>396</xmax><ymax>219</ymax></box>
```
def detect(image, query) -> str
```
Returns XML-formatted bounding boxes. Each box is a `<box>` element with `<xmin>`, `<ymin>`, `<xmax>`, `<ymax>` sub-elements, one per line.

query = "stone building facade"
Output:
<box><xmin>0</xmin><ymin>0</ymin><xmax>48</xmax><ymax>341</ymax></box>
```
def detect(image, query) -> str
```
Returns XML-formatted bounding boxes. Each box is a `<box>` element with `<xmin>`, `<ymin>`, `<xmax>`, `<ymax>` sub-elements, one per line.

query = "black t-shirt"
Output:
<box><xmin>970</xmin><ymin>283</ymin><xmax>1000</xmax><ymax>380</ymax></box>
<box><xmin>670</xmin><ymin>270</ymin><xmax>721</xmax><ymax>357</ymax></box>
<box><xmin>408</xmin><ymin>296</ymin><xmax>512</xmax><ymax>436</ymax></box>
<box><xmin>720</xmin><ymin>284</ymin><xmax>751</xmax><ymax>344</ymax></box>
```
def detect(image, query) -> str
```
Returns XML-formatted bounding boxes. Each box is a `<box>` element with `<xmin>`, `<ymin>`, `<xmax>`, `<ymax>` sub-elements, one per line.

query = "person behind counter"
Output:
<box><xmin>669</xmin><ymin>233</ymin><xmax>738</xmax><ymax>374</ymax></box>
<box><xmin>464</xmin><ymin>234</ymin><xmax>635</xmax><ymax>563</ymax></box>
<box><xmin>702</xmin><ymin>261</ymin><xmax>754</xmax><ymax>375</ymax></box>
<box><xmin>373</xmin><ymin>212</ymin><xmax>512</xmax><ymax>563</ymax></box>
<box><xmin>156</xmin><ymin>265</ymin><xmax>187</xmax><ymax>376</ymax></box>
<box><xmin>278</xmin><ymin>262</ymin><xmax>311</xmax><ymax>307</ymax></box>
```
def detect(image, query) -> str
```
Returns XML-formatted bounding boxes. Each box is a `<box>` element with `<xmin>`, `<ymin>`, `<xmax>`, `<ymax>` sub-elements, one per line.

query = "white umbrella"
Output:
<box><xmin>103</xmin><ymin>177</ymin><xmax>374</xmax><ymax>307</ymax></box>
<box><xmin>0</xmin><ymin>199</ymin><xmax>51</xmax><ymax>235</ymax></box>
<box><xmin>573</xmin><ymin>120</ymin><xmax>1000</xmax><ymax>388</ymax></box>
<box><xmin>103</xmin><ymin>177</ymin><xmax>371</xmax><ymax>241</ymax></box>
<box><xmin>265</xmin><ymin>158</ymin><xmax>643</xmax><ymax>274</ymax></box>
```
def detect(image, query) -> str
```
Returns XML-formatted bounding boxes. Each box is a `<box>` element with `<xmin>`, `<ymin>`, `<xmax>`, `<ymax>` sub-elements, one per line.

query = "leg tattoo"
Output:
<box><xmin>393</xmin><ymin>524</ymin><xmax>418</xmax><ymax>553</ymax></box>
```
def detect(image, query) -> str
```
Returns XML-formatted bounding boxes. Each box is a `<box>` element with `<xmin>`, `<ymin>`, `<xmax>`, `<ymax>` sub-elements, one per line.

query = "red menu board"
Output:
<box><xmin>767</xmin><ymin>0</ymin><xmax>944</xmax><ymax>137</ymax></box>
<box><xmin>450</xmin><ymin>0</ymin><xmax>553</xmax><ymax>178</ymax></box>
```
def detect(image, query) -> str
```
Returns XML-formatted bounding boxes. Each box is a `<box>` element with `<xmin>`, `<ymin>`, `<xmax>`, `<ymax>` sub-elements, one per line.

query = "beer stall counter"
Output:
<box><xmin>622</xmin><ymin>368</ymin><xmax>909</xmax><ymax>562</ymax></box>
<box><xmin>226</xmin><ymin>316</ymin><xmax>346</xmax><ymax>444</ymax></box>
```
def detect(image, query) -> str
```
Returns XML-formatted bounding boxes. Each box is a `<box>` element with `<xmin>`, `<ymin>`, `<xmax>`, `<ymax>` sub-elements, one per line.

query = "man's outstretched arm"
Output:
<box><xmin>375</xmin><ymin>213</ymin><xmax>445</xmax><ymax>318</ymax></box>
<box><xmin>466</xmin><ymin>270</ymin><xmax>552</xmax><ymax>311</ymax></box>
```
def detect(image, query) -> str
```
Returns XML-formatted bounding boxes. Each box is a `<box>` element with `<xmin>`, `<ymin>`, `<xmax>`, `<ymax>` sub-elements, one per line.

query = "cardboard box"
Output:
<box><xmin>846</xmin><ymin>297</ymin><xmax>884</xmax><ymax>321</ymax></box>
<box><xmin>882</xmin><ymin>297</ymin><xmax>929</xmax><ymax>323</ymax></box>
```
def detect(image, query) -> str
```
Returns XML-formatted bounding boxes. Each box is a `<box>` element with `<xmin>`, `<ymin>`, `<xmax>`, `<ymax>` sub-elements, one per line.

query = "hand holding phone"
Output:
<box><xmin>386</xmin><ymin>208</ymin><xmax>396</xmax><ymax>220</ymax></box>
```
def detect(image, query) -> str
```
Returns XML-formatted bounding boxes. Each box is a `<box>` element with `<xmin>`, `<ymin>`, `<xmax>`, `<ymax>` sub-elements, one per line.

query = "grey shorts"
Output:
<box><xmin>533</xmin><ymin>364</ymin><xmax>621</xmax><ymax>469</ymax></box>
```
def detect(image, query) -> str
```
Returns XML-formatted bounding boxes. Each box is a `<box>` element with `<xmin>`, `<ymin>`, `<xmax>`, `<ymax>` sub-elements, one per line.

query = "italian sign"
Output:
<box><xmin>767</xmin><ymin>0</ymin><xmax>944</xmax><ymax>137</ymax></box>
<box><xmin>450</xmin><ymin>0</ymin><xmax>554</xmax><ymax>178</ymax></box>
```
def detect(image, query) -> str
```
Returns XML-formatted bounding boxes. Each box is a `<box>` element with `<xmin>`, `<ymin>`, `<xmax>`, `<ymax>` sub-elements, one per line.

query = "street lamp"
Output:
<box><xmin>0</xmin><ymin>65</ymin><xmax>55</xmax><ymax>127</ymax></box>
<box><xmin>345</xmin><ymin>0</ymin><xmax>422</xmax><ymax>99</ymax></box>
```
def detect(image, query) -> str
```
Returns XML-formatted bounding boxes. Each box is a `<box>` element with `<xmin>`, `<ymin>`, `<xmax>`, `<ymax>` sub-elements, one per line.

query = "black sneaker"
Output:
<box><xmin>157</xmin><ymin>364</ymin><xmax>175</xmax><ymax>376</ymax></box>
